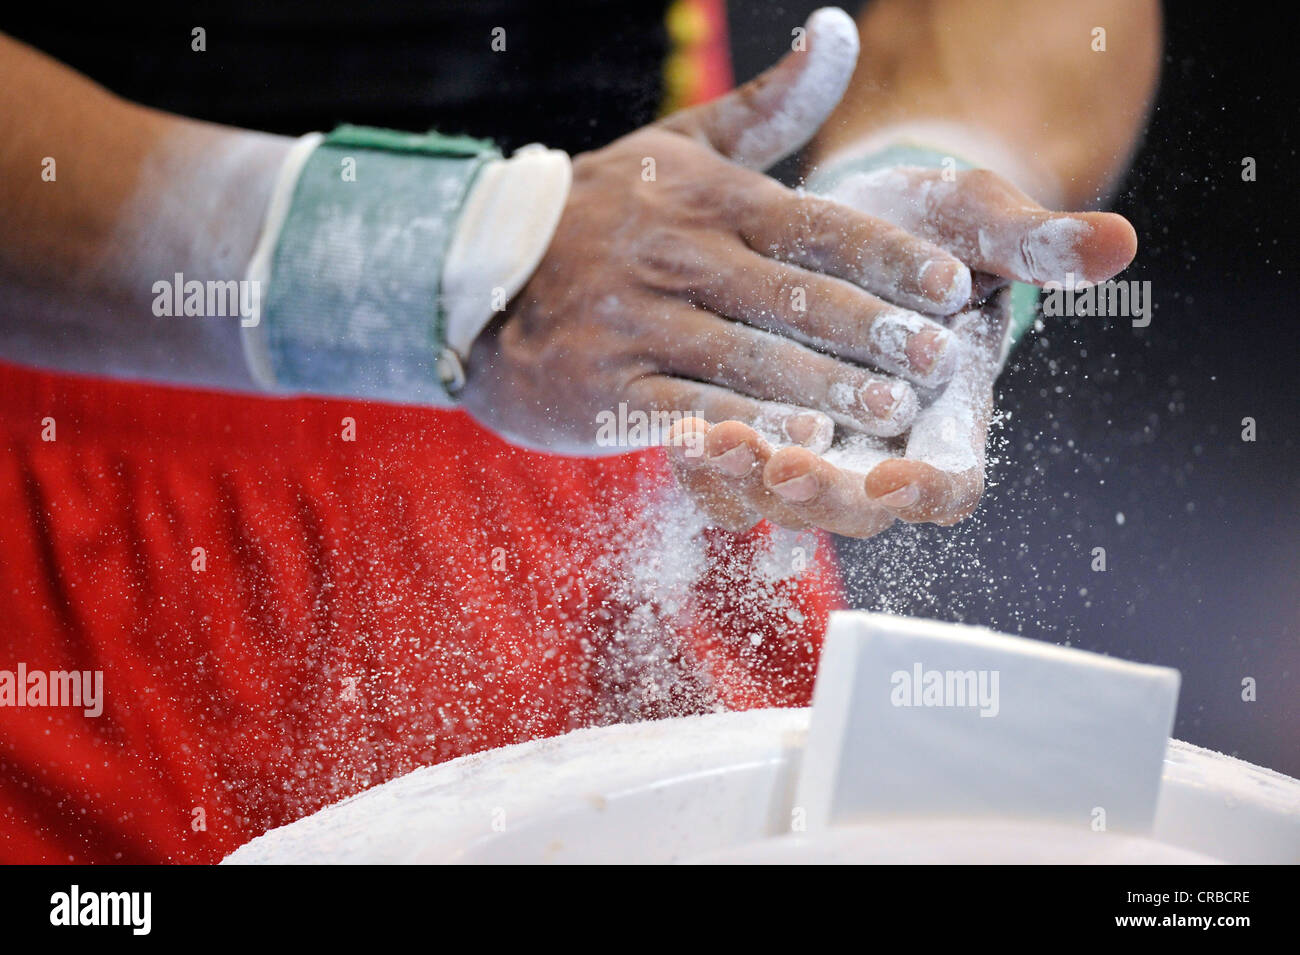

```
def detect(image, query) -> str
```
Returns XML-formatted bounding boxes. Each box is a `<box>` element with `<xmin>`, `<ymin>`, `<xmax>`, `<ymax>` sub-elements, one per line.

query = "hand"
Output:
<box><xmin>823</xmin><ymin>163</ymin><xmax>1137</xmax><ymax>291</ymax></box>
<box><xmin>666</xmin><ymin>289</ymin><xmax>1010</xmax><ymax>537</ymax></box>
<box><xmin>461</xmin><ymin>9</ymin><xmax>978</xmax><ymax>454</ymax></box>
<box><xmin>666</xmin><ymin>161</ymin><xmax>1139</xmax><ymax>538</ymax></box>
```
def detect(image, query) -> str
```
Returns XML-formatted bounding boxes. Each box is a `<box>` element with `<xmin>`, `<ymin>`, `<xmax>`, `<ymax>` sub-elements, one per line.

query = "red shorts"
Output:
<box><xmin>0</xmin><ymin>362</ymin><xmax>842</xmax><ymax>862</ymax></box>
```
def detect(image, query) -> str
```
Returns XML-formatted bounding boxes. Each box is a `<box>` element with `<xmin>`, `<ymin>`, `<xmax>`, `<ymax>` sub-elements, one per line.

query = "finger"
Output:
<box><xmin>736</xmin><ymin>181</ymin><xmax>972</xmax><ymax>314</ymax></box>
<box><xmin>830</xmin><ymin>166</ymin><xmax>1138</xmax><ymax>286</ymax></box>
<box><xmin>664</xmin><ymin>309</ymin><xmax>920</xmax><ymax>436</ymax></box>
<box><xmin>863</xmin><ymin>458</ymin><xmax>983</xmax><ymax>526</ymax></box>
<box><xmin>863</xmin><ymin>298</ymin><xmax>1009</xmax><ymax>524</ymax></box>
<box><xmin>658</xmin><ymin>7</ymin><xmax>858</xmax><ymax>169</ymax></box>
<box><xmin>762</xmin><ymin>445</ymin><xmax>894</xmax><ymax>538</ymax></box>
<box><xmin>690</xmin><ymin>243</ymin><xmax>960</xmax><ymax>387</ymax></box>
<box><xmin>627</xmin><ymin>375</ymin><xmax>834</xmax><ymax>452</ymax></box>
<box><xmin>698</xmin><ymin>420</ymin><xmax>815</xmax><ymax>531</ymax></box>
<box><xmin>665</xmin><ymin>417</ymin><xmax>762</xmax><ymax>533</ymax></box>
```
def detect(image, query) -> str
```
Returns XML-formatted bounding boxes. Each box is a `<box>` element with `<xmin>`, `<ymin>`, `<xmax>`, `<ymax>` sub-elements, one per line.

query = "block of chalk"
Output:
<box><xmin>796</xmin><ymin>612</ymin><xmax>1180</xmax><ymax>833</ymax></box>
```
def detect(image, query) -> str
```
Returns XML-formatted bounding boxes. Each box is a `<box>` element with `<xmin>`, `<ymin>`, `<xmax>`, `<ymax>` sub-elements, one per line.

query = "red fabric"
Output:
<box><xmin>0</xmin><ymin>361</ymin><xmax>843</xmax><ymax>863</ymax></box>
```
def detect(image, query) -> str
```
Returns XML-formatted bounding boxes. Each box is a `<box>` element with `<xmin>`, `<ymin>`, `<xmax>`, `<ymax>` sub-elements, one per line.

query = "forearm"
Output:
<box><xmin>0</xmin><ymin>33</ymin><xmax>291</xmax><ymax>389</ymax></box>
<box><xmin>812</xmin><ymin>0</ymin><xmax>1162</xmax><ymax>207</ymax></box>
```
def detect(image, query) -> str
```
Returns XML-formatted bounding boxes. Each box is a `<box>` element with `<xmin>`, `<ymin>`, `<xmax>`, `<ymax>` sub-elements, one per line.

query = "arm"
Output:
<box><xmin>0</xmin><ymin>33</ymin><xmax>290</xmax><ymax>389</ymax></box>
<box><xmin>812</xmin><ymin>0</ymin><xmax>1163</xmax><ymax>207</ymax></box>
<box><xmin>0</xmin><ymin>17</ymin><xmax>982</xmax><ymax>462</ymax></box>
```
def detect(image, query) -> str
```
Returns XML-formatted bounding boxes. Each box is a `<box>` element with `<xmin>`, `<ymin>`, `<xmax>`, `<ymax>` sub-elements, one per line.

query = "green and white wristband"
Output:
<box><xmin>243</xmin><ymin>125</ymin><xmax>570</xmax><ymax>406</ymax></box>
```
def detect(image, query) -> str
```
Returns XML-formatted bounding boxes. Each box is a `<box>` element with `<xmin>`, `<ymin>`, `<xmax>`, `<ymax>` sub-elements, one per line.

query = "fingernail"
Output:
<box><xmin>708</xmin><ymin>443</ymin><xmax>754</xmax><ymax>476</ymax></box>
<box><xmin>906</xmin><ymin>327</ymin><xmax>957</xmax><ymax>383</ymax></box>
<box><xmin>906</xmin><ymin>327</ymin><xmax>945</xmax><ymax>372</ymax></box>
<box><xmin>770</xmin><ymin>472</ymin><xmax>819</xmax><ymax>503</ymax></box>
<box><xmin>861</xmin><ymin>381</ymin><xmax>901</xmax><ymax>419</ymax></box>
<box><xmin>783</xmin><ymin>412</ymin><xmax>833</xmax><ymax>450</ymax></box>
<box><xmin>876</xmin><ymin>484</ymin><xmax>919</xmax><ymax>508</ymax></box>
<box><xmin>919</xmin><ymin>258</ymin><xmax>972</xmax><ymax>310</ymax></box>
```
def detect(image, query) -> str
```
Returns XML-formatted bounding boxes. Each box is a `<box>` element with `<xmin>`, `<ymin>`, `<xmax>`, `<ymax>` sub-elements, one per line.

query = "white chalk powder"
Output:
<box><xmin>821</xmin><ymin>431</ymin><xmax>898</xmax><ymax>476</ymax></box>
<box><xmin>978</xmin><ymin>217</ymin><xmax>1089</xmax><ymax>285</ymax></box>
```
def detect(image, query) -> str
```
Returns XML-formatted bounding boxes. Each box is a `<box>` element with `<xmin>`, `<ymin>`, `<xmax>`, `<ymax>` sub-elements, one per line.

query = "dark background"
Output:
<box><xmin>6</xmin><ymin>1</ymin><xmax>1297</xmax><ymax>776</ymax></box>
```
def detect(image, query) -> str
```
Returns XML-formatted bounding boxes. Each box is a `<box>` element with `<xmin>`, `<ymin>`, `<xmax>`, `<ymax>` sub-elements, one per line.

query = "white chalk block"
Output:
<box><xmin>797</xmin><ymin>612</ymin><xmax>1180</xmax><ymax>833</ymax></box>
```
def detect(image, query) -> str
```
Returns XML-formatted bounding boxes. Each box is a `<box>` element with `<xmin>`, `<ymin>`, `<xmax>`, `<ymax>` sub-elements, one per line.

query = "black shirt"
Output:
<box><xmin>4</xmin><ymin>0</ymin><xmax>672</xmax><ymax>153</ymax></box>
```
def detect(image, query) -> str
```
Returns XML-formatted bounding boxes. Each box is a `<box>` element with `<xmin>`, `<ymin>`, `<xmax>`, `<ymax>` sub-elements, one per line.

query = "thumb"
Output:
<box><xmin>659</xmin><ymin>6</ymin><xmax>859</xmax><ymax>170</ymax></box>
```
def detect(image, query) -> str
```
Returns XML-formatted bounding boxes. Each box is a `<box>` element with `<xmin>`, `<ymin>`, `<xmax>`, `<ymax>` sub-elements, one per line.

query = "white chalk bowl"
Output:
<box><xmin>224</xmin><ymin>708</ymin><xmax>1300</xmax><ymax>864</ymax></box>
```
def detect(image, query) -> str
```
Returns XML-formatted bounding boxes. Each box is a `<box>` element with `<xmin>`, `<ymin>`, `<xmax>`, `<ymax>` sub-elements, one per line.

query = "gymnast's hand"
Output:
<box><xmin>461</xmin><ymin>9</ymin><xmax>975</xmax><ymax>454</ymax></box>
<box><xmin>667</xmin><ymin>167</ymin><xmax>1138</xmax><ymax>538</ymax></box>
